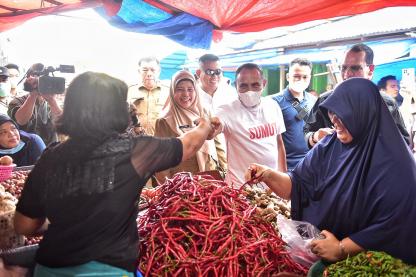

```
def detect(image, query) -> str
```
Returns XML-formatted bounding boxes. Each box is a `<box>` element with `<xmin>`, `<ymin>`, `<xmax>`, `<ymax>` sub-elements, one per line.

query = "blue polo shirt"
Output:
<box><xmin>272</xmin><ymin>88</ymin><xmax>317</xmax><ymax>170</ymax></box>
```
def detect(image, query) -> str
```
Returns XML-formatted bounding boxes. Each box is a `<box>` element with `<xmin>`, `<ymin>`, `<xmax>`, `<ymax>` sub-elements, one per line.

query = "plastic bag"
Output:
<box><xmin>276</xmin><ymin>214</ymin><xmax>322</xmax><ymax>267</ymax></box>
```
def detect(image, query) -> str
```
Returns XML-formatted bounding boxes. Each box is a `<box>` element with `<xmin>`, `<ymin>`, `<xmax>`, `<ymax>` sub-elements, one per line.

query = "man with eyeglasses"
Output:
<box><xmin>196</xmin><ymin>54</ymin><xmax>237</xmax><ymax>175</ymax></box>
<box><xmin>127</xmin><ymin>56</ymin><xmax>169</xmax><ymax>136</ymax></box>
<box><xmin>8</xmin><ymin>63</ymin><xmax>62</xmax><ymax>146</ymax></box>
<box><xmin>271</xmin><ymin>58</ymin><xmax>317</xmax><ymax>171</ymax></box>
<box><xmin>304</xmin><ymin>43</ymin><xmax>409</xmax><ymax>147</ymax></box>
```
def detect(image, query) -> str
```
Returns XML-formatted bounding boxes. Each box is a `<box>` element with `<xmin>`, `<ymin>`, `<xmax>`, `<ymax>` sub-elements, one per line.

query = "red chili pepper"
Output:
<box><xmin>137</xmin><ymin>173</ymin><xmax>308</xmax><ymax>276</ymax></box>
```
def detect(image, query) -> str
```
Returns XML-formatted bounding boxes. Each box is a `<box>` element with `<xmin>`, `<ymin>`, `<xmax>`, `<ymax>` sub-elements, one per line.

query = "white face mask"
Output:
<box><xmin>0</xmin><ymin>82</ymin><xmax>11</xmax><ymax>97</ymax></box>
<box><xmin>289</xmin><ymin>81</ymin><xmax>309</xmax><ymax>93</ymax></box>
<box><xmin>9</xmin><ymin>77</ymin><xmax>19</xmax><ymax>89</ymax></box>
<box><xmin>238</xmin><ymin>90</ymin><xmax>261</xmax><ymax>108</ymax></box>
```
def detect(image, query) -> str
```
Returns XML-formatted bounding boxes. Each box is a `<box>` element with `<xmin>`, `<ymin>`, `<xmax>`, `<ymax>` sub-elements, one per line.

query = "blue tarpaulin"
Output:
<box><xmin>95</xmin><ymin>0</ymin><xmax>214</xmax><ymax>49</ymax></box>
<box><xmin>117</xmin><ymin>0</ymin><xmax>172</xmax><ymax>24</ymax></box>
<box><xmin>373</xmin><ymin>57</ymin><xmax>416</xmax><ymax>83</ymax></box>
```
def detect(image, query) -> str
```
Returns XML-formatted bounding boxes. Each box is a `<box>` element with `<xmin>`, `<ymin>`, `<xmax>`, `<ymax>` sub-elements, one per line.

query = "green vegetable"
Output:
<box><xmin>324</xmin><ymin>251</ymin><xmax>416</xmax><ymax>277</ymax></box>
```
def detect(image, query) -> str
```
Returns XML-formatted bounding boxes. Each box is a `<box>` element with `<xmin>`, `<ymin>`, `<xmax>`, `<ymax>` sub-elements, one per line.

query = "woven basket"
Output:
<box><xmin>0</xmin><ymin>164</ymin><xmax>16</xmax><ymax>182</ymax></box>
<box><xmin>0</xmin><ymin>209</ymin><xmax>25</xmax><ymax>250</ymax></box>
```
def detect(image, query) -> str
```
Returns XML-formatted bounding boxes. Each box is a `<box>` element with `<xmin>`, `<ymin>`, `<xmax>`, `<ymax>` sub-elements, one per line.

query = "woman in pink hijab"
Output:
<box><xmin>155</xmin><ymin>70</ymin><xmax>218</xmax><ymax>183</ymax></box>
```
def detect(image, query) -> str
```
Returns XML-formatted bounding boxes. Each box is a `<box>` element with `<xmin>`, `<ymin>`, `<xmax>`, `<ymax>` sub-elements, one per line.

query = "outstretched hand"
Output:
<box><xmin>244</xmin><ymin>163</ymin><xmax>271</xmax><ymax>184</ymax></box>
<box><xmin>207</xmin><ymin>117</ymin><xmax>222</xmax><ymax>140</ymax></box>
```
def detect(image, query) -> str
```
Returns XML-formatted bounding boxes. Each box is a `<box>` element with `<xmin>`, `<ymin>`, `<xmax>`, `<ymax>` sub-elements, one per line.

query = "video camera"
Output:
<box><xmin>24</xmin><ymin>63</ymin><xmax>75</xmax><ymax>94</ymax></box>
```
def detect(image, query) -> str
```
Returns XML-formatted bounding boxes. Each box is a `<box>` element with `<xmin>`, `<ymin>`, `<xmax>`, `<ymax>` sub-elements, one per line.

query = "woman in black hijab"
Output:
<box><xmin>246</xmin><ymin>78</ymin><xmax>416</xmax><ymax>264</ymax></box>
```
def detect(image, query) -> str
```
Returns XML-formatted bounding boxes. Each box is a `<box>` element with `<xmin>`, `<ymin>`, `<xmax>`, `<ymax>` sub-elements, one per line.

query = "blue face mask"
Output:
<box><xmin>0</xmin><ymin>141</ymin><xmax>25</xmax><ymax>154</ymax></box>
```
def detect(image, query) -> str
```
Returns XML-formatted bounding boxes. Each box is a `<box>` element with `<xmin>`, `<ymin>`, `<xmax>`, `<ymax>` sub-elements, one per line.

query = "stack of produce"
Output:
<box><xmin>137</xmin><ymin>173</ymin><xmax>307</xmax><ymax>276</ymax></box>
<box><xmin>0</xmin><ymin>171</ymin><xmax>29</xmax><ymax>199</ymax></box>
<box><xmin>243</xmin><ymin>186</ymin><xmax>291</xmax><ymax>225</ymax></box>
<box><xmin>324</xmin><ymin>251</ymin><xmax>416</xmax><ymax>276</ymax></box>
<box><xmin>0</xmin><ymin>170</ymin><xmax>42</xmax><ymax>246</ymax></box>
<box><xmin>0</xmin><ymin>185</ymin><xmax>25</xmax><ymax>249</ymax></box>
<box><xmin>138</xmin><ymin>188</ymin><xmax>159</xmax><ymax>211</ymax></box>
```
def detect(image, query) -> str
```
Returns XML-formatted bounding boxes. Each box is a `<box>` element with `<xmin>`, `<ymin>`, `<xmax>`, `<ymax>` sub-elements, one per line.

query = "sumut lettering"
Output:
<box><xmin>248</xmin><ymin>123</ymin><xmax>277</xmax><ymax>139</ymax></box>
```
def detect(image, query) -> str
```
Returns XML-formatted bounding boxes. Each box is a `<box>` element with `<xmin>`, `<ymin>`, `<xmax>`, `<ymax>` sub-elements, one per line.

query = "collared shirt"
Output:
<box><xmin>198</xmin><ymin>80</ymin><xmax>237</xmax><ymax>112</ymax></box>
<box><xmin>127</xmin><ymin>82</ymin><xmax>169</xmax><ymax>136</ymax></box>
<box><xmin>272</xmin><ymin>88</ymin><xmax>317</xmax><ymax>170</ymax></box>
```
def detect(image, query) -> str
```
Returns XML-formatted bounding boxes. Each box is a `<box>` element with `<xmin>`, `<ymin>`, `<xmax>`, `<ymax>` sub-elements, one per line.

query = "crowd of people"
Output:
<box><xmin>0</xmin><ymin>42</ymin><xmax>415</xmax><ymax>276</ymax></box>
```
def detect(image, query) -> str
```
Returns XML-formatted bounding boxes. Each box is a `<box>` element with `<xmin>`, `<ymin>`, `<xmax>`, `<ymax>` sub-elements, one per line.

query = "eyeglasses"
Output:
<box><xmin>204</xmin><ymin>69</ymin><xmax>222</xmax><ymax>76</ymax></box>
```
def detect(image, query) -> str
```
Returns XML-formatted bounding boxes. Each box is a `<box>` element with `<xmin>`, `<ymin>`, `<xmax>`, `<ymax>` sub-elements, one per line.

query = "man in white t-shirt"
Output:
<box><xmin>215</xmin><ymin>63</ymin><xmax>287</xmax><ymax>186</ymax></box>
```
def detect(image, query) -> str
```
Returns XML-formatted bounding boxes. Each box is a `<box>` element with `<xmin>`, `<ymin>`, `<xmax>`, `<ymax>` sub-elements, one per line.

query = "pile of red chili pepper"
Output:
<box><xmin>137</xmin><ymin>173</ymin><xmax>307</xmax><ymax>276</ymax></box>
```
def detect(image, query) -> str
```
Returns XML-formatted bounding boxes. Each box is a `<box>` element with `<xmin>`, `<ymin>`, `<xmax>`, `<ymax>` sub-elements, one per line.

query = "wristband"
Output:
<box><xmin>339</xmin><ymin>240</ymin><xmax>347</xmax><ymax>258</ymax></box>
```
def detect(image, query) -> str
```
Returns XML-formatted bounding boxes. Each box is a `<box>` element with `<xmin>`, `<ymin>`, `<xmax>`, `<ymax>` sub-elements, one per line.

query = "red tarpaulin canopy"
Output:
<box><xmin>157</xmin><ymin>0</ymin><xmax>416</xmax><ymax>32</ymax></box>
<box><xmin>1</xmin><ymin>0</ymin><xmax>415</xmax><ymax>34</ymax></box>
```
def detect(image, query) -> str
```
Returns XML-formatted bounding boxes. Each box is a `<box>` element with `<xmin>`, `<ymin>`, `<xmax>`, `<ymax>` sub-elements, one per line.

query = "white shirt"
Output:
<box><xmin>199</xmin><ymin>80</ymin><xmax>237</xmax><ymax>113</ymax></box>
<box><xmin>215</xmin><ymin>97</ymin><xmax>286</xmax><ymax>186</ymax></box>
<box><xmin>199</xmin><ymin>80</ymin><xmax>237</xmax><ymax>158</ymax></box>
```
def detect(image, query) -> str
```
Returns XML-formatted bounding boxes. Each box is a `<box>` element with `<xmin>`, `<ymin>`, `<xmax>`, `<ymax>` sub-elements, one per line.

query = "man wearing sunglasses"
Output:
<box><xmin>196</xmin><ymin>54</ymin><xmax>237</xmax><ymax>110</ymax></box>
<box><xmin>304</xmin><ymin>43</ymin><xmax>409</xmax><ymax>147</ymax></box>
<box><xmin>196</xmin><ymin>54</ymin><xmax>237</xmax><ymax>174</ymax></box>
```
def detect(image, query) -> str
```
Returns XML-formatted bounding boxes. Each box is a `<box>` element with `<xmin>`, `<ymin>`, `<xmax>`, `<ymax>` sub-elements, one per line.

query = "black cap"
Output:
<box><xmin>0</xmin><ymin>66</ymin><xmax>10</xmax><ymax>77</ymax></box>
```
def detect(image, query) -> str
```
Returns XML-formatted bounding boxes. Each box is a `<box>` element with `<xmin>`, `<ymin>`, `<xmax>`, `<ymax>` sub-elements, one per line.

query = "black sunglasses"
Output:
<box><xmin>204</xmin><ymin>69</ymin><xmax>222</xmax><ymax>76</ymax></box>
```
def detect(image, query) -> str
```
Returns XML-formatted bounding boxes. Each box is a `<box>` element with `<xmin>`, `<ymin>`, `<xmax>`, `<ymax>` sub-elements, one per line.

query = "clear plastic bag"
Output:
<box><xmin>276</xmin><ymin>214</ymin><xmax>322</xmax><ymax>267</ymax></box>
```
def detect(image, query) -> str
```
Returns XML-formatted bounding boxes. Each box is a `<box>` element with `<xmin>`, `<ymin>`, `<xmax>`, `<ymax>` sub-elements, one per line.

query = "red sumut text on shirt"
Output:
<box><xmin>248</xmin><ymin>122</ymin><xmax>277</xmax><ymax>140</ymax></box>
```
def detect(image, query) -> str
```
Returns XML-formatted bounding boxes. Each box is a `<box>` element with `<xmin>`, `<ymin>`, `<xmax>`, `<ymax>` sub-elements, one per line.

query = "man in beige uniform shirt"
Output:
<box><xmin>128</xmin><ymin>56</ymin><xmax>169</xmax><ymax>136</ymax></box>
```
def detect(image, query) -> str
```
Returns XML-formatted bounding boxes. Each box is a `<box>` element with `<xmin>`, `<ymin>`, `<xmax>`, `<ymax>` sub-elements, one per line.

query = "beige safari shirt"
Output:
<box><xmin>127</xmin><ymin>82</ymin><xmax>169</xmax><ymax>136</ymax></box>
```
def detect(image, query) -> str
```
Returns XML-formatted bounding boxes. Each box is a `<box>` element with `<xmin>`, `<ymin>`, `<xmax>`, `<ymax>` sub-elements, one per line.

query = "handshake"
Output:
<box><xmin>194</xmin><ymin>117</ymin><xmax>222</xmax><ymax>140</ymax></box>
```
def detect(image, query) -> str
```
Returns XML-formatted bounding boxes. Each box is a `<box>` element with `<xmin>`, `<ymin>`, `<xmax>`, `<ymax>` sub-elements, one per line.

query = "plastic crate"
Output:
<box><xmin>0</xmin><ymin>164</ymin><xmax>16</xmax><ymax>182</ymax></box>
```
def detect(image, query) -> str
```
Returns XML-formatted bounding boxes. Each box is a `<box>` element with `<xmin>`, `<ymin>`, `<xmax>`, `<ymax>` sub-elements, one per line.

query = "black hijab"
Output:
<box><xmin>290</xmin><ymin>78</ymin><xmax>416</xmax><ymax>264</ymax></box>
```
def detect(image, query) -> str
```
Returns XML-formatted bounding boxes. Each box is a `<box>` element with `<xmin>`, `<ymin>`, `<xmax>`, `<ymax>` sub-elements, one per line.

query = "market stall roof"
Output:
<box><xmin>0</xmin><ymin>0</ymin><xmax>101</xmax><ymax>32</ymax></box>
<box><xmin>1</xmin><ymin>0</ymin><xmax>416</xmax><ymax>49</ymax></box>
<box><xmin>251</xmin><ymin>7</ymin><xmax>416</xmax><ymax>50</ymax></box>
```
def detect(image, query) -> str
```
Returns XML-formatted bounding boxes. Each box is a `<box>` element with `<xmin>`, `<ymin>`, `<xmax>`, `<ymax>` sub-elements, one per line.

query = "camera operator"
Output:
<box><xmin>7</xmin><ymin>63</ymin><xmax>62</xmax><ymax>146</ymax></box>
